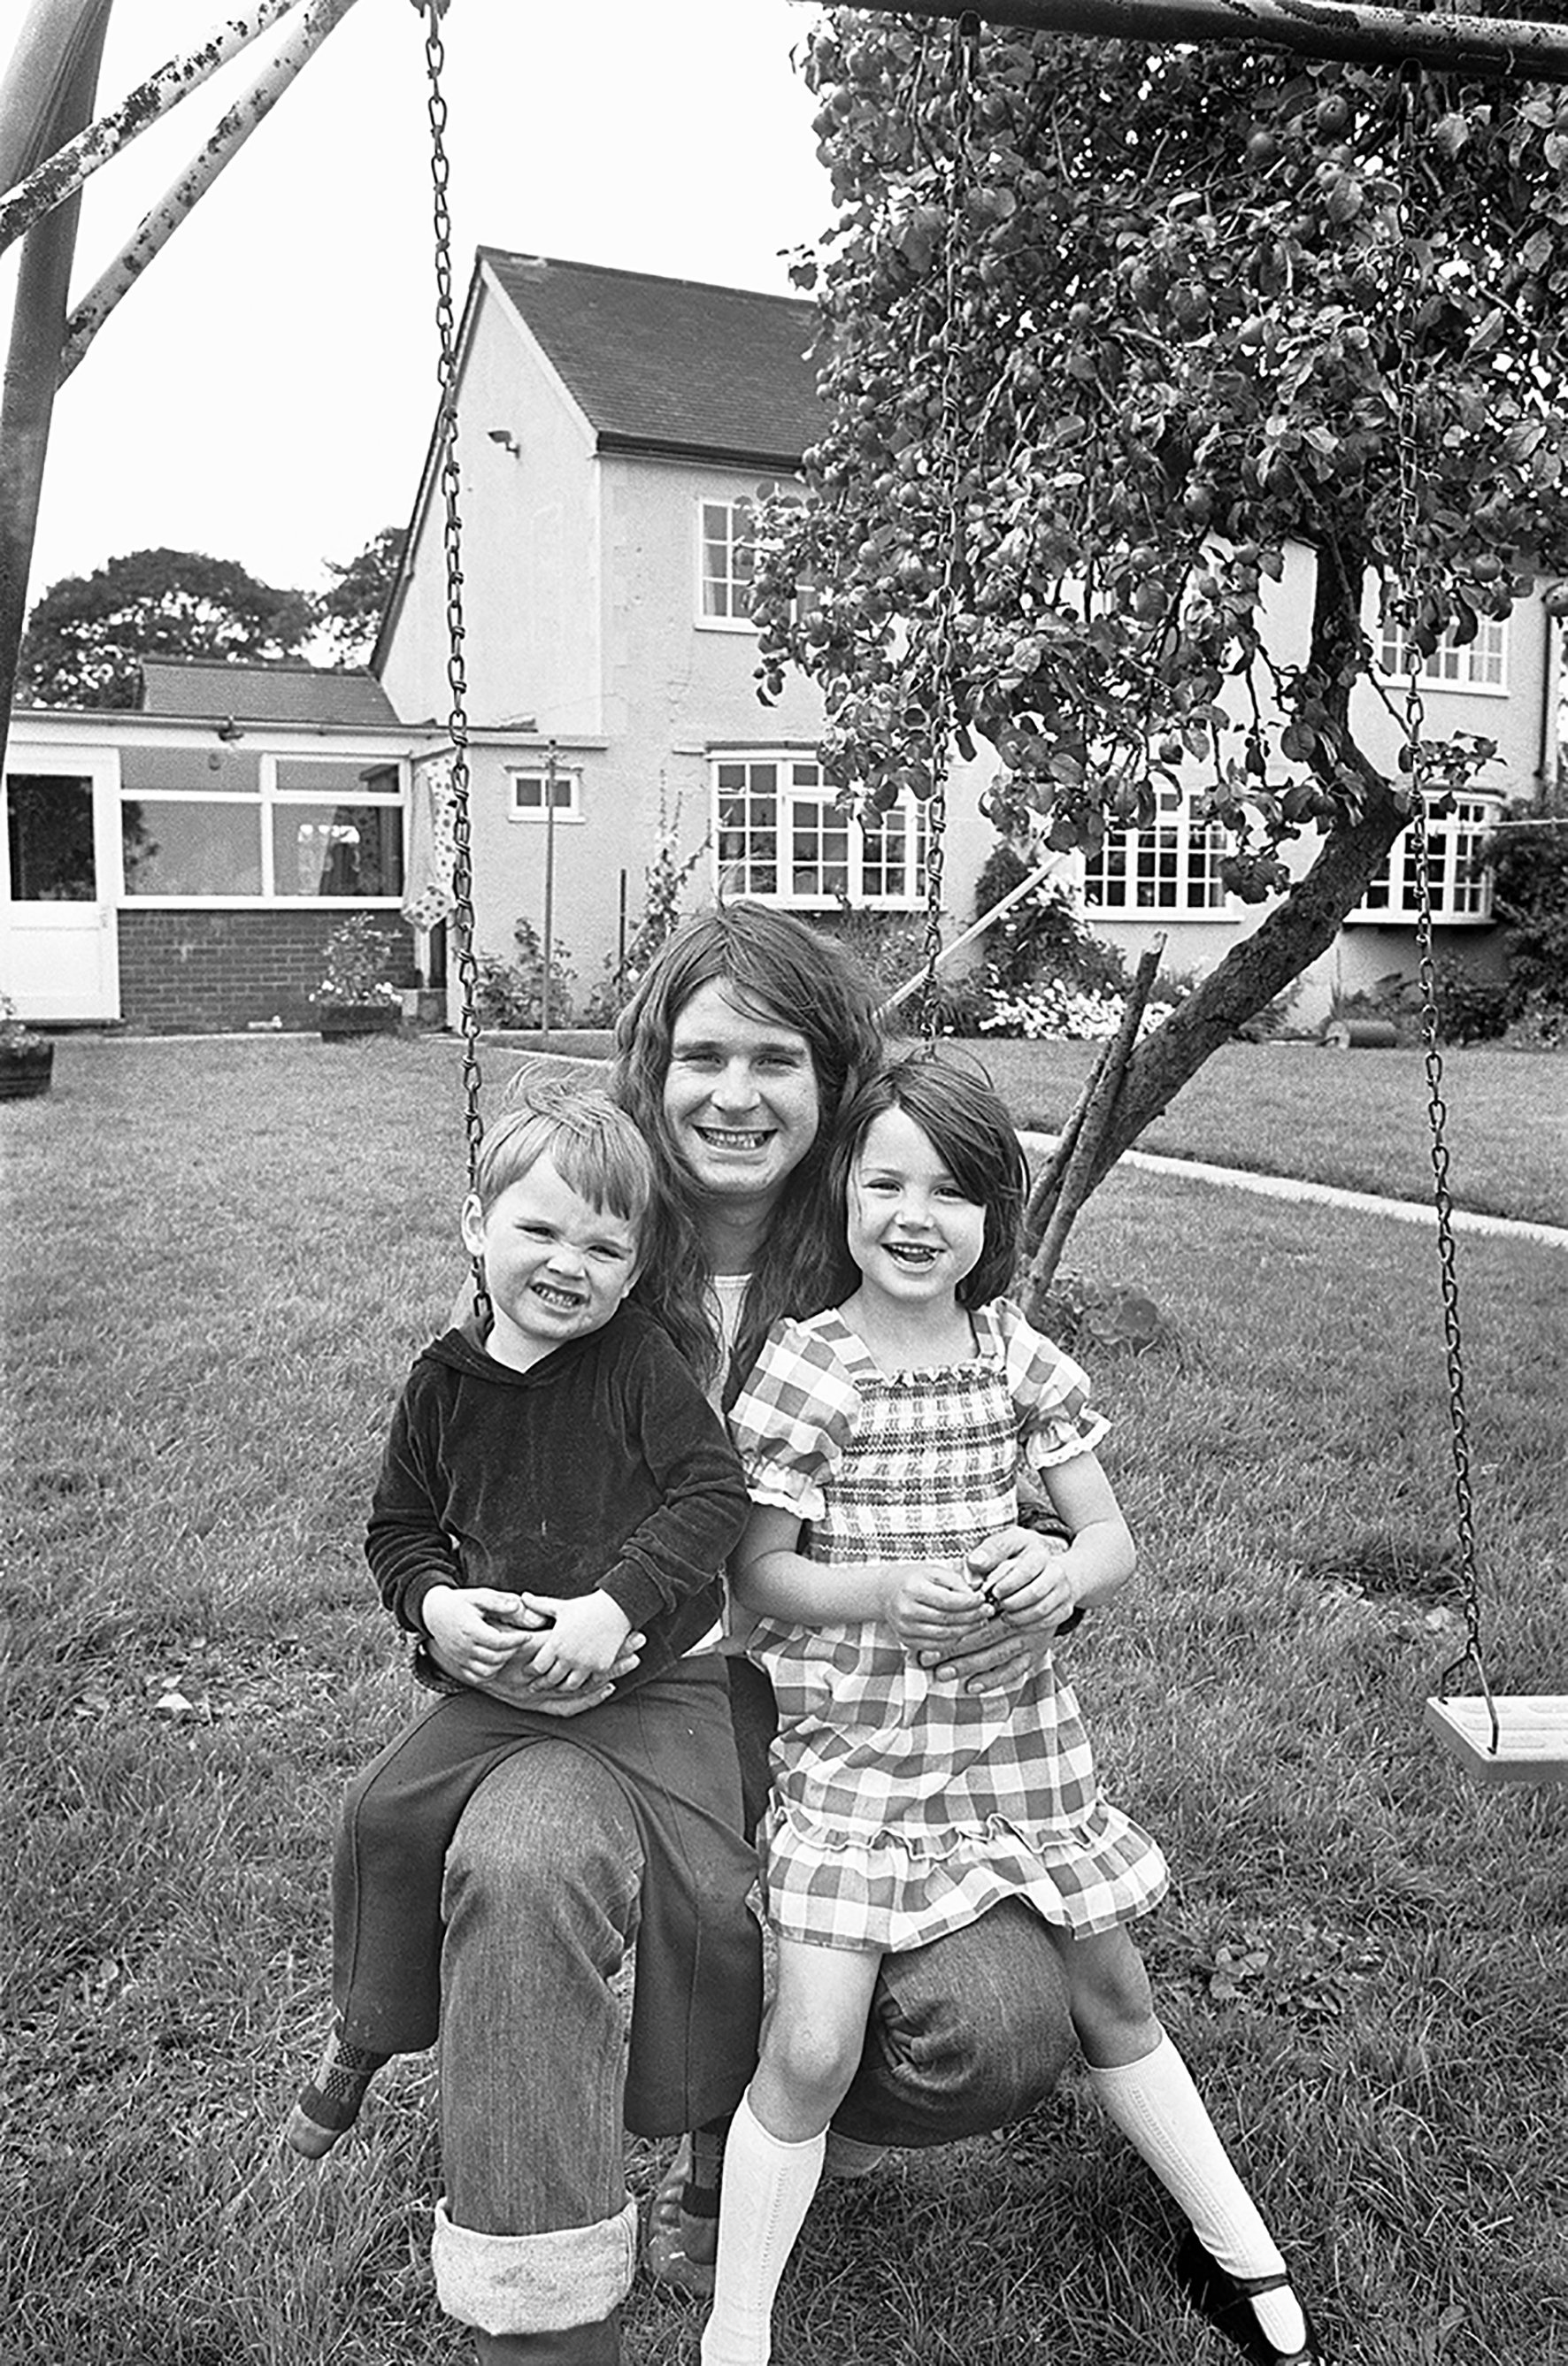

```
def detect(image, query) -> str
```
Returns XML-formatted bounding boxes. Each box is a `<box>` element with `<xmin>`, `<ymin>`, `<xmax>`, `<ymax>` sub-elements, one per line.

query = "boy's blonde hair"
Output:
<box><xmin>471</xmin><ymin>1077</ymin><xmax>655</xmax><ymax>1233</ymax></box>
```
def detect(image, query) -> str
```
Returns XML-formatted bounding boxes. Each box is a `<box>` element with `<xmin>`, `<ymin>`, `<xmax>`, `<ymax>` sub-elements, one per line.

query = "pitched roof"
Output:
<box><xmin>483</xmin><ymin>250</ymin><xmax>822</xmax><ymax>471</ymax></box>
<box><xmin>138</xmin><ymin>659</ymin><xmax>399</xmax><ymax>727</ymax></box>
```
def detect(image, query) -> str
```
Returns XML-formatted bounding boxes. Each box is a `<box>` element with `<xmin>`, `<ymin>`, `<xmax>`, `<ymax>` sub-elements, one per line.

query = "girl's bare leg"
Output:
<box><xmin>699</xmin><ymin>1941</ymin><xmax>881</xmax><ymax>2366</ymax></box>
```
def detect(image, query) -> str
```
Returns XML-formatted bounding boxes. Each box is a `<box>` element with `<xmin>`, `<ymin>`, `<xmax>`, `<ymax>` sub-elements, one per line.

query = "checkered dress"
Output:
<box><xmin>728</xmin><ymin>1298</ymin><xmax>1168</xmax><ymax>1955</ymax></box>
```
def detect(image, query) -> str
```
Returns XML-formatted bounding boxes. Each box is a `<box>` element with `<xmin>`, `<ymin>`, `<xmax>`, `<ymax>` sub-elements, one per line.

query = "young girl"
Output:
<box><xmin>699</xmin><ymin>1056</ymin><xmax>1323</xmax><ymax>2366</ymax></box>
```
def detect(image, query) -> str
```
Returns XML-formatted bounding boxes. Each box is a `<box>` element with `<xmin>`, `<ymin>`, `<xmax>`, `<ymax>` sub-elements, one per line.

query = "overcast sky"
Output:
<box><xmin>8</xmin><ymin>0</ymin><xmax>831</xmax><ymax>611</ymax></box>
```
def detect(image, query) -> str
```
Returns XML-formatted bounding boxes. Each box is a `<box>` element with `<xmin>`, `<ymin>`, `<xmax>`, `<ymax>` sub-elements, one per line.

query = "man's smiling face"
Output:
<box><xmin>663</xmin><ymin>980</ymin><xmax>821</xmax><ymax>1212</ymax></box>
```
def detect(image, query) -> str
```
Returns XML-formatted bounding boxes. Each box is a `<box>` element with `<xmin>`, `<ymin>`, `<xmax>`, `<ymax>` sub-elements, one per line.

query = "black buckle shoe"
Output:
<box><xmin>1174</xmin><ymin>2229</ymin><xmax>1327</xmax><ymax>2365</ymax></box>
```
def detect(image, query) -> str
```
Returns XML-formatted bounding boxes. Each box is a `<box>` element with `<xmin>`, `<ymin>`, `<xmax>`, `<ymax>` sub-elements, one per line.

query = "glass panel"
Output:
<box><xmin>271</xmin><ymin>803</ymin><xmax>403</xmax><ymax>897</ymax></box>
<box><xmin>274</xmin><ymin>757</ymin><xmax>400</xmax><ymax>795</ymax></box>
<box><xmin>120</xmin><ymin>743</ymin><xmax>258</xmax><ymax>795</ymax></box>
<box><xmin>122</xmin><ymin>799</ymin><xmax>262</xmax><ymax>896</ymax></box>
<box><xmin>6</xmin><ymin>774</ymin><xmax>96</xmax><ymax>901</ymax></box>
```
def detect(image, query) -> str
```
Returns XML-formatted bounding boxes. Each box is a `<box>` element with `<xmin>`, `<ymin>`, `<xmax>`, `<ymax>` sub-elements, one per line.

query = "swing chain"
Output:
<box><xmin>1408</xmin><ymin>783</ymin><xmax>1495</xmax><ymax>1725</ymax></box>
<box><xmin>914</xmin><ymin>11</ymin><xmax>980</xmax><ymax>1046</ymax></box>
<box><xmin>1389</xmin><ymin>70</ymin><xmax>1495</xmax><ymax>1738</ymax></box>
<box><xmin>420</xmin><ymin>4</ymin><xmax>488</xmax><ymax>1316</ymax></box>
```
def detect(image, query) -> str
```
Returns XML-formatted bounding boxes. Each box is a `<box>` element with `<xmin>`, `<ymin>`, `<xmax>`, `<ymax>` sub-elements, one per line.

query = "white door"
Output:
<box><xmin>2</xmin><ymin>761</ymin><xmax>120</xmax><ymax>1022</ymax></box>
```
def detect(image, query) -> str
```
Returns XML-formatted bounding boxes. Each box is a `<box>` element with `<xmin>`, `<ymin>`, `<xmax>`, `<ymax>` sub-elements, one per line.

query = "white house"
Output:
<box><xmin>375</xmin><ymin>248</ymin><xmax>1556</xmax><ymax>1033</ymax></box>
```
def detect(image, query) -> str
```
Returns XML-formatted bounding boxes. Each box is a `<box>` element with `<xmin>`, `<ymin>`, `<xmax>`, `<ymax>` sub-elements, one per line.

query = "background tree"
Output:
<box><xmin>754</xmin><ymin>13</ymin><xmax>1568</xmax><ymax>1226</ymax></box>
<box><xmin>313</xmin><ymin>523</ymin><xmax>406</xmax><ymax>666</ymax></box>
<box><xmin>17</xmin><ymin>546</ymin><xmax>314</xmax><ymax>708</ymax></box>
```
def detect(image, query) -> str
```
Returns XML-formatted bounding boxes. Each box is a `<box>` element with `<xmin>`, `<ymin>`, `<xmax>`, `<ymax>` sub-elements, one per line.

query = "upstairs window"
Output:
<box><xmin>1378</xmin><ymin>610</ymin><xmax>1507</xmax><ymax>692</ymax></box>
<box><xmin>699</xmin><ymin>499</ymin><xmax>756</xmax><ymax>626</ymax></box>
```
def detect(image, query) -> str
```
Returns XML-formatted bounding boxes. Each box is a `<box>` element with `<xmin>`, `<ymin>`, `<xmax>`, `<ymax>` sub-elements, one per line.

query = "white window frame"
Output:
<box><xmin>711</xmin><ymin>755</ymin><xmax>927</xmax><ymax>909</ymax></box>
<box><xmin>118</xmin><ymin>747</ymin><xmax>406</xmax><ymax>906</ymax></box>
<box><xmin>1376</xmin><ymin>610</ymin><xmax>1508</xmax><ymax>695</ymax></box>
<box><xmin>1080</xmin><ymin>780</ymin><xmax>1229</xmax><ymax>918</ymax></box>
<box><xmin>697</xmin><ymin>496</ymin><xmax>757</xmax><ymax>631</ymax></box>
<box><xmin>507</xmin><ymin>765</ymin><xmax>581</xmax><ymax>823</ymax></box>
<box><xmin>1348</xmin><ymin>794</ymin><xmax>1500</xmax><ymax>926</ymax></box>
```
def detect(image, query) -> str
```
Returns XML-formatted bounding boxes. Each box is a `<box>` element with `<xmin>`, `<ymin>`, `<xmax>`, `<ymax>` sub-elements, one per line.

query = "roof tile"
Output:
<box><xmin>138</xmin><ymin>659</ymin><xmax>399</xmax><ymax>727</ymax></box>
<box><xmin>484</xmin><ymin>251</ymin><xmax>821</xmax><ymax>469</ymax></box>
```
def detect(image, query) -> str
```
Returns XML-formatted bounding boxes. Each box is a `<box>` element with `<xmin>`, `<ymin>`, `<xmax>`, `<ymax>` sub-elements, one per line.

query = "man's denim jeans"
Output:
<box><xmin>433</xmin><ymin>1671</ymin><xmax>1075</xmax><ymax>2341</ymax></box>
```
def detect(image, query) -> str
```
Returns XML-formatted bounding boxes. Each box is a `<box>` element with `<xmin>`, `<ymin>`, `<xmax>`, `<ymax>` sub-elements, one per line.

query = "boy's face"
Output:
<box><xmin>461</xmin><ymin>1150</ymin><xmax>639</xmax><ymax>1371</ymax></box>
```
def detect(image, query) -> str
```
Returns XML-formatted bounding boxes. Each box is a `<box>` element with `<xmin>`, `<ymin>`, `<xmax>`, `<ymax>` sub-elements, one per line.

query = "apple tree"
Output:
<box><xmin>752</xmin><ymin>12</ymin><xmax>1568</xmax><ymax>1210</ymax></box>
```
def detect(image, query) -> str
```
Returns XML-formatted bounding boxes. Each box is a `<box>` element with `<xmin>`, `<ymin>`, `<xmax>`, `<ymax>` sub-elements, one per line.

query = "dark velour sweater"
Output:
<box><xmin>365</xmin><ymin>1306</ymin><xmax>748</xmax><ymax>1690</ymax></box>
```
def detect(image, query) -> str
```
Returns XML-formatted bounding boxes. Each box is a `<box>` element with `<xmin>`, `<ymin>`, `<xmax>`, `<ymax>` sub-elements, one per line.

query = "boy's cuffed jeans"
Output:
<box><xmin>435</xmin><ymin>1739</ymin><xmax>641</xmax><ymax>2333</ymax></box>
<box><xmin>433</xmin><ymin>1673</ymin><xmax>759</xmax><ymax>2340</ymax></box>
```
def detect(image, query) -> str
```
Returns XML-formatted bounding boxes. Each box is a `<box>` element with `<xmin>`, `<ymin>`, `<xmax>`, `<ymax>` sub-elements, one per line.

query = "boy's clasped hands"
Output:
<box><xmin>422</xmin><ymin>1581</ymin><xmax>645</xmax><ymax>1691</ymax></box>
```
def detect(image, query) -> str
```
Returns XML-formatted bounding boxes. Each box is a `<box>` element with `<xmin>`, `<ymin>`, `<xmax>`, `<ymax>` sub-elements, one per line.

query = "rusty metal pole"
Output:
<box><xmin>0</xmin><ymin>0</ymin><xmax>111</xmax><ymax>782</ymax></box>
<box><xmin>0</xmin><ymin>0</ymin><xmax>103</xmax><ymax>191</ymax></box>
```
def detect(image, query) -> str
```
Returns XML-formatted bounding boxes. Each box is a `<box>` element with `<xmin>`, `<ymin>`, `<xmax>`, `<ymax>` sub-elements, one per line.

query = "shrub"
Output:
<box><xmin>1332</xmin><ymin>960</ymin><xmax>1510</xmax><ymax>1047</ymax></box>
<box><xmin>1487</xmin><ymin>818</ymin><xmax>1568</xmax><ymax>1016</ymax></box>
<box><xmin>817</xmin><ymin>907</ymin><xmax>930</xmax><ymax>1001</ymax></box>
<box><xmin>971</xmin><ymin>841</ymin><xmax>1128</xmax><ymax>1000</ymax></box>
<box><xmin>473</xmin><ymin>918</ymin><xmax>577</xmax><ymax>1028</ymax></box>
<box><xmin>1428</xmin><ymin>958</ymin><xmax>1512</xmax><ymax>1045</ymax></box>
<box><xmin>1028</xmin><ymin>1272</ymin><xmax>1174</xmax><ymax>1356</ymax></box>
<box><xmin>309</xmin><ymin>915</ymin><xmax>402</xmax><ymax>1007</ymax></box>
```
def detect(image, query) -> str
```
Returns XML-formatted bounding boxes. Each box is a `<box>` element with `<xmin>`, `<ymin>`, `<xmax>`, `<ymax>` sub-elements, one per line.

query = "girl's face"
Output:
<box><xmin>663</xmin><ymin>979</ymin><xmax>821</xmax><ymax>1210</ymax></box>
<box><xmin>846</xmin><ymin>1105</ymin><xmax>986</xmax><ymax>1312</ymax></box>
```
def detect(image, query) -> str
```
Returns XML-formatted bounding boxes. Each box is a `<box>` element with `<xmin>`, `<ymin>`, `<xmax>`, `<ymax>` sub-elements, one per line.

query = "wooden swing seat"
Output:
<box><xmin>1423</xmin><ymin>1694</ymin><xmax>1568</xmax><ymax>1786</ymax></box>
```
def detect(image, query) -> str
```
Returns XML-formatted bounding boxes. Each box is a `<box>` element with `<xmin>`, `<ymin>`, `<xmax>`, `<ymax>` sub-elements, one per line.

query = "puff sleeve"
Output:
<box><xmin>992</xmin><ymin>1297</ymin><xmax>1111</xmax><ymax>1471</ymax></box>
<box><xmin>726</xmin><ymin>1317</ymin><xmax>862</xmax><ymax>1523</ymax></box>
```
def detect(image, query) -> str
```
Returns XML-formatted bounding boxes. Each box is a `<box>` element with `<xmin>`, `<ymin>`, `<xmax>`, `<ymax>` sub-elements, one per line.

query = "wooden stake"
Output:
<box><xmin>1025</xmin><ymin>936</ymin><xmax>1165</xmax><ymax>1300</ymax></box>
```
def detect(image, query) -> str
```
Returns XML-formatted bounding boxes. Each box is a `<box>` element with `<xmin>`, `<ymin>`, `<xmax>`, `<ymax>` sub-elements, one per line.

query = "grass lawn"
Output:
<box><xmin>4</xmin><ymin>1037</ymin><xmax>1566</xmax><ymax>2366</ymax></box>
<box><xmin>951</xmin><ymin>1036</ymin><xmax>1568</xmax><ymax>1230</ymax></box>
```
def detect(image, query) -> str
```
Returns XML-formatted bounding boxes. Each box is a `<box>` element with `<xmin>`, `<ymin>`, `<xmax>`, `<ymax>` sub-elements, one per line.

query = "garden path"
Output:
<box><xmin>1018</xmin><ymin>1130</ymin><xmax>1568</xmax><ymax>1253</ymax></box>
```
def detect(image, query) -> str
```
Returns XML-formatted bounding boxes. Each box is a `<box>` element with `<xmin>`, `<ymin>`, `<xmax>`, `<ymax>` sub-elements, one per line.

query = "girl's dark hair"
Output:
<box><xmin>826</xmin><ymin>1056</ymin><xmax>1027</xmax><ymax>1311</ymax></box>
<box><xmin>610</xmin><ymin>903</ymin><xmax>885</xmax><ymax>1399</ymax></box>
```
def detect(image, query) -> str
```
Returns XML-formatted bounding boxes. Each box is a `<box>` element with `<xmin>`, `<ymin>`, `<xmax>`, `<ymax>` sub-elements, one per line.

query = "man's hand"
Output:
<box><xmin>918</xmin><ymin>1527</ymin><xmax>1072</xmax><ymax>1693</ymax></box>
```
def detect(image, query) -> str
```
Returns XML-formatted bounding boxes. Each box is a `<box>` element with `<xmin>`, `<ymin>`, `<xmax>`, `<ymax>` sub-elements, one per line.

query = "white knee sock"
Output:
<box><xmin>698</xmin><ymin>2089</ymin><xmax>826</xmax><ymax>2366</ymax></box>
<box><xmin>1088</xmin><ymin>2032</ymin><xmax>1308</xmax><ymax>2355</ymax></box>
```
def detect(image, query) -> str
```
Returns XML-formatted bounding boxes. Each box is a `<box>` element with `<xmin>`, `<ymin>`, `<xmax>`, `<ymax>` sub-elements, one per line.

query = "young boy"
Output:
<box><xmin>287</xmin><ymin>1079</ymin><xmax>757</xmax><ymax>2157</ymax></box>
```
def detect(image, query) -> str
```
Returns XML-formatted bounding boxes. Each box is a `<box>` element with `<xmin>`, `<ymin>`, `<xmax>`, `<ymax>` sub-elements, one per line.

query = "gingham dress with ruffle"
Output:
<box><xmin>728</xmin><ymin>1298</ymin><xmax>1168</xmax><ymax>1954</ymax></box>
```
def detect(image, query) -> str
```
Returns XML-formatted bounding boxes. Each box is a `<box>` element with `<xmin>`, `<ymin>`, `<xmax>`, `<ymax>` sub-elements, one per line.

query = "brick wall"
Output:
<box><xmin>118</xmin><ymin>910</ymin><xmax>419</xmax><ymax>1033</ymax></box>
